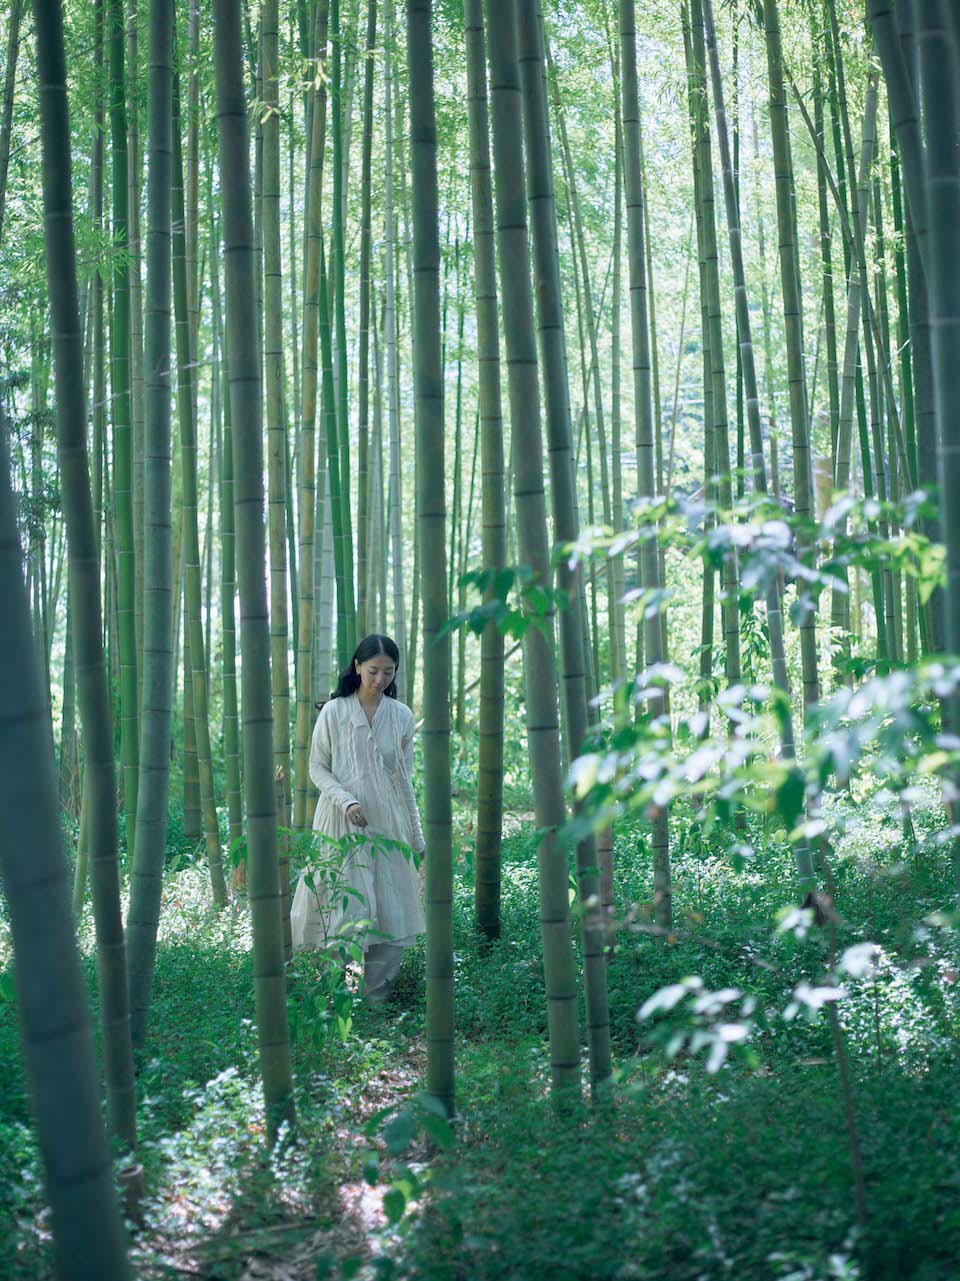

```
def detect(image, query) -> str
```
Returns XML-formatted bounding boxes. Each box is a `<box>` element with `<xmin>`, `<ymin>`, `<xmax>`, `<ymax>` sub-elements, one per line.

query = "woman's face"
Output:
<box><xmin>355</xmin><ymin>654</ymin><xmax>396</xmax><ymax>697</ymax></box>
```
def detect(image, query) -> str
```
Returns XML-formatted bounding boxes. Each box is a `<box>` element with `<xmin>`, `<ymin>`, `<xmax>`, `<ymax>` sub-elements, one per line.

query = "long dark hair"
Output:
<box><xmin>331</xmin><ymin>634</ymin><xmax>400</xmax><ymax>700</ymax></box>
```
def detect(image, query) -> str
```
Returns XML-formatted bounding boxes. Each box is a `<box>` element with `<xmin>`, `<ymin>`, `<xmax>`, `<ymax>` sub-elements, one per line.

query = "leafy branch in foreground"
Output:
<box><xmin>565</xmin><ymin>489</ymin><xmax>944</xmax><ymax>631</ymax></box>
<box><xmin>564</xmin><ymin>659</ymin><xmax>960</xmax><ymax>856</ymax></box>
<box><xmin>441</xmin><ymin>563</ymin><xmax>569</xmax><ymax>644</ymax></box>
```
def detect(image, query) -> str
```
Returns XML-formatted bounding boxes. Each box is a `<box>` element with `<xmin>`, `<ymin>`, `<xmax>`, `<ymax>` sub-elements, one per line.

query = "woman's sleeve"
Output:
<box><xmin>308</xmin><ymin>704</ymin><xmax>359</xmax><ymax>814</ymax></box>
<box><xmin>401</xmin><ymin>713</ymin><xmax>415</xmax><ymax>778</ymax></box>
<box><xmin>399</xmin><ymin>708</ymin><xmax>426</xmax><ymax>853</ymax></box>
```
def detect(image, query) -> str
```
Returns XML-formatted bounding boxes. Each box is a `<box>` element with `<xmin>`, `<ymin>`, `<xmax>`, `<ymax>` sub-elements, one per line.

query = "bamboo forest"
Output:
<box><xmin>4</xmin><ymin>0</ymin><xmax>960</xmax><ymax>1275</ymax></box>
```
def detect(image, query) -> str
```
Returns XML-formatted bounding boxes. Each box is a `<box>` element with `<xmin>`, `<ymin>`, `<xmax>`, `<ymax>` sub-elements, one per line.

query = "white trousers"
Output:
<box><xmin>363</xmin><ymin>942</ymin><xmax>404</xmax><ymax>1003</ymax></box>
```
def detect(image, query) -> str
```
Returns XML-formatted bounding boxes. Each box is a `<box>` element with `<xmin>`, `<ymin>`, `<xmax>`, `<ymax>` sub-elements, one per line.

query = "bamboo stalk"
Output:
<box><xmin>489</xmin><ymin>0</ymin><xmax>580</xmax><ymax>1097</ymax></box>
<box><xmin>211</xmin><ymin>0</ymin><xmax>296</xmax><ymax>1142</ymax></box>
<box><xmin>464</xmin><ymin>0</ymin><xmax>505</xmax><ymax>943</ymax></box>
<box><xmin>520</xmin><ymin>0</ymin><xmax>611</xmax><ymax>1084</ymax></box>
<box><xmin>407</xmin><ymin>0</ymin><xmax>455</xmax><ymax>1115</ymax></box>
<box><xmin>127</xmin><ymin>0</ymin><xmax>176</xmax><ymax>1045</ymax></box>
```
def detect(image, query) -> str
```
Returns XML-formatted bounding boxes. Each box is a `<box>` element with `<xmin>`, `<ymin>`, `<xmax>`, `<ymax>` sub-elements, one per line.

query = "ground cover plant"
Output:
<box><xmin>4</xmin><ymin>758</ymin><xmax>960</xmax><ymax>1279</ymax></box>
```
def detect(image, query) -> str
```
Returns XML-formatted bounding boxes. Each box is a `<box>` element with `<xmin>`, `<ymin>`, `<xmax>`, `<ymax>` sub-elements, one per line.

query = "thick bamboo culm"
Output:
<box><xmin>211</xmin><ymin>0</ymin><xmax>295</xmax><ymax>1142</ymax></box>
<box><xmin>488</xmin><ymin>0</ymin><xmax>580</xmax><ymax>1096</ymax></box>
<box><xmin>463</xmin><ymin>0</ymin><xmax>505</xmax><ymax>944</ymax></box>
<box><xmin>407</xmin><ymin>0</ymin><xmax>456</xmax><ymax>1116</ymax></box>
<box><xmin>127</xmin><ymin>0</ymin><xmax>177</xmax><ymax>1047</ymax></box>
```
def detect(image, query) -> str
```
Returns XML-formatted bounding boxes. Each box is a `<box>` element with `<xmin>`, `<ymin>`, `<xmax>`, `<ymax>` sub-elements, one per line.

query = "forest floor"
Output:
<box><xmin>3</xmin><ymin>780</ymin><xmax>960</xmax><ymax>1280</ymax></box>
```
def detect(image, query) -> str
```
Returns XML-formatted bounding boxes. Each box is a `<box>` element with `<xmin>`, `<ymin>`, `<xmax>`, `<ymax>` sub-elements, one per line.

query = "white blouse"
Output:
<box><xmin>308</xmin><ymin>692</ymin><xmax>423</xmax><ymax>851</ymax></box>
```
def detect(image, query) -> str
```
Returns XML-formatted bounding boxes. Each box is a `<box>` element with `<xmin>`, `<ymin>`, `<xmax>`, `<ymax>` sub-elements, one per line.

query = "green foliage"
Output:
<box><xmin>361</xmin><ymin>1094</ymin><xmax>455</xmax><ymax>1229</ymax></box>
<box><xmin>287</xmin><ymin>945</ymin><xmax>359</xmax><ymax>1050</ymax></box>
<box><xmin>397</xmin><ymin>1052</ymin><xmax>960</xmax><ymax>1280</ymax></box>
<box><xmin>442</xmin><ymin>562</ymin><xmax>569</xmax><ymax>644</ymax></box>
<box><xmin>3</xmin><ymin>768</ymin><xmax>960</xmax><ymax>1278</ymax></box>
<box><xmin>637</xmin><ymin>975</ymin><xmax>759</xmax><ymax>1071</ymax></box>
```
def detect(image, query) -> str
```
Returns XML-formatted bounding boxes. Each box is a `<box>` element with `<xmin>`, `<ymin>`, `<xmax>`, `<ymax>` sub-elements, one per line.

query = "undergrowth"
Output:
<box><xmin>1</xmin><ymin>776</ymin><xmax>959</xmax><ymax>1279</ymax></box>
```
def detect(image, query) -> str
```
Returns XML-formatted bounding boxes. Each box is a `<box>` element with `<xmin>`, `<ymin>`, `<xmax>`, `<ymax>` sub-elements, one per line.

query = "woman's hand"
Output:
<box><xmin>345</xmin><ymin>802</ymin><xmax>368</xmax><ymax>828</ymax></box>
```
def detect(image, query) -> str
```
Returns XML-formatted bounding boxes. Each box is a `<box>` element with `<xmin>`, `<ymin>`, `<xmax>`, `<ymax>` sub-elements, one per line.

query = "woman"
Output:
<box><xmin>290</xmin><ymin>634</ymin><xmax>426</xmax><ymax>1003</ymax></box>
